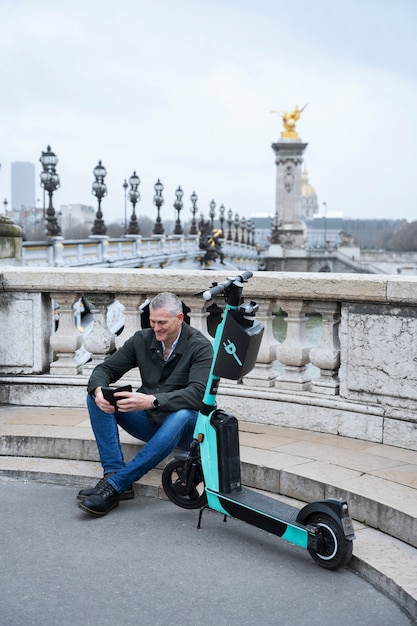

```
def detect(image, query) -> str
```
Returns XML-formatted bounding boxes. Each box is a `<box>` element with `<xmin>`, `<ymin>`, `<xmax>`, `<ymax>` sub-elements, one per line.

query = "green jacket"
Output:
<box><xmin>87</xmin><ymin>323</ymin><xmax>213</xmax><ymax>425</ymax></box>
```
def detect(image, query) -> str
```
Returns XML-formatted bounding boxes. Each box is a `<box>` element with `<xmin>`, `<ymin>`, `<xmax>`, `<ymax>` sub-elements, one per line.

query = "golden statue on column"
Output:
<box><xmin>271</xmin><ymin>104</ymin><xmax>308</xmax><ymax>138</ymax></box>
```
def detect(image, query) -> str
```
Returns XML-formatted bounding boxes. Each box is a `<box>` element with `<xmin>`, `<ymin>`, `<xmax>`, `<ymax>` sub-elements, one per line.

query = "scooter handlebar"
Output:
<box><xmin>202</xmin><ymin>271</ymin><xmax>253</xmax><ymax>300</ymax></box>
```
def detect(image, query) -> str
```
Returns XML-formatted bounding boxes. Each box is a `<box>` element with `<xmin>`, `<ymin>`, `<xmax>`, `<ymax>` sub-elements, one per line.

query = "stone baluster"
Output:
<box><xmin>114</xmin><ymin>294</ymin><xmax>147</xmax><ymax>349</ymax></box>
<box><xmin>82</xmin><ymin>293</ymin><xmax>116</xmax><ymax>375</ymax></box>
<box><xmin>241</xmin><ymin>297</ymin><xmax>279</xmax><ymax>388</ymax></box>
<box><xmin>49</xmin><ymin>292</ymin><xmax>83</xmax><ymax>375</ymax></box>
<box><xmin>275</xmin><ymin>300</ymin><xmax>312</xmax><ymax>391</ymax></box>
<box><xmin>309</xmin><ymin>302</ymin><xmax>341</xmax><ymax>395</ymax></box>
<box><xmin>185</xmin><ymin>295</ymin><xmax>211</xmax><ymax>340</ymax></box>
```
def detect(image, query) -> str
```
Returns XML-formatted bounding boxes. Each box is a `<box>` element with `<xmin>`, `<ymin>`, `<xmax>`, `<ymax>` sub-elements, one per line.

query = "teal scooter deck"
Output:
<box><xmin>207</xmin><ymin>486</ymin><xmax>308</xmax><ymax>548</ymax></box>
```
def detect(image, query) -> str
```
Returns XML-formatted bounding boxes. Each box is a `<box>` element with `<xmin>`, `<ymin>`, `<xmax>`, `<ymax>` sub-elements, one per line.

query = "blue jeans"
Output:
<box><xmin>86</xmin><ymin>394</ymin><xmax>197</xmax><ymax>494</ymax></box>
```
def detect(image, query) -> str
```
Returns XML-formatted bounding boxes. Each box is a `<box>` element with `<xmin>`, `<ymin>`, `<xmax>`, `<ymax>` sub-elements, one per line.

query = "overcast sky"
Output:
<box><xmin>1</xmin><ymin>0</ymin><xmax>416</xmax><ymax>225</ymax></box>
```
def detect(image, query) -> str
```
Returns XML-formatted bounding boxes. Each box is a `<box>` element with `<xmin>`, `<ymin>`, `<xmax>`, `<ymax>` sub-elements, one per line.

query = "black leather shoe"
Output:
<box><xmin>79</xmin><ymin>481</ymin><xmax>120</xmax><ymax>516</ymax></box>
<box><xmin>77</xmin><ymin>473</ymin><xmax>134</xmax><ymax>501</ymax></box>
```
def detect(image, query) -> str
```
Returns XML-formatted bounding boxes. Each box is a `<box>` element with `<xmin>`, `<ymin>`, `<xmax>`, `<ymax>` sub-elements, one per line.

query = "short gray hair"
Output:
<box><xmin>150</xmin><ymin>292</ymin><xmax>183</xmax><ymax>316</ymax></box>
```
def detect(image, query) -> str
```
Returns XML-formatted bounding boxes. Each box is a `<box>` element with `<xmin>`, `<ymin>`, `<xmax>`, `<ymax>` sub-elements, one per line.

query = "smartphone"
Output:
<box><xmin>101</xmin><ymin>385</ymin><xmax>132</xmax><ymax>407</ymax></box>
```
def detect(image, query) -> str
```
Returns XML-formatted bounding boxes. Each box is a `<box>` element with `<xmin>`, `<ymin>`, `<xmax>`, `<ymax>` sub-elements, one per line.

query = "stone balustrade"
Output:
<box><xmin>1</xmin><ymin>267</ymin><xmax>416</xmax><ymax>451</ymax></box>
<box><xmin>21</xmin><ymin>235</ymin><xmax>259</xmax><ymax>270</ymax></box>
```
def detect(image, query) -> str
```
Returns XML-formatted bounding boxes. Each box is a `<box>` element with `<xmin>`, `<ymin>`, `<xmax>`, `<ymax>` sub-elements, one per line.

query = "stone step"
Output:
<box><xmin>1</xmin><ymin>430</ymin><xmax>416</xmax><ymax>551</ymax></box>
<box><xmin>0</xmin><ymin>455</ymin><xmax>164</xmax><ymax>498</ymax></box>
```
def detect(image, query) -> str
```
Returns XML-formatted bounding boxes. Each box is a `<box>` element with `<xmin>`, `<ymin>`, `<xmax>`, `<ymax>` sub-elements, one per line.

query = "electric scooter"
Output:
<box><xmin>162</xmin><ymin>271</ymin><xmax>355</xmax><ymax>570</ymax></box>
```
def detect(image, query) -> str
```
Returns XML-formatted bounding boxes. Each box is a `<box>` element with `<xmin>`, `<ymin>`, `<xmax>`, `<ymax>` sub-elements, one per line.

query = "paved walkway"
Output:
<box><xmin>1</xmin><ymin>479</ymin><xmax>415</xmax><ymax>626</ymax></box>
<box><xmin>0</xmin><ymin>404</ymin><xmax>416</xmax><ymax>621</ymax></box>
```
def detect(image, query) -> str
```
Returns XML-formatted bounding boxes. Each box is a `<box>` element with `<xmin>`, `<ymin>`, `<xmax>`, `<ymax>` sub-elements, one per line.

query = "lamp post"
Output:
<box><xmin>234</xmin><ymin>212</ymin><xmax>240</xmax><ymax>242</ymax></box>
<box><xmin>3</xmin><ymin>198</ymin><xmax>8</xmax><ymax>216</ymax></box>
<box><xmin>240</xmin><ymin>216</ymin><xmax>246</xmax><ymax>244</ymax></box>
<box><xmin>198</xmin><ymin>212</ymin><xmax>205</xmax><ymax>233</ymax></box>
<box><xmin>189</xmin><ymin>191</ymin><xmax>198</xmax><ymax>235</ymax></box>
<box><xmin>122</xmin><ymin>179</ymin><xmax>128</xmax><ymax>235</ymax></box>
<box><xmin>250</xmin><ymin>220</ymin><xmax>256</xmax><ymax>246</ymax></box>
<box><xmin>219</xmin><ymin>204</ymin><xmax>225</xmax><ymax>237</ymax></box>
<box><xmin>39</xmin><ymin>145</ymin><xmax>61</xmax><ymax>237</ymax></box>
<box><xmin>227</xmin><ymin>208</ymin><xmax>233</xmax><ymax>241</ymax></box>
<box><xmin>173</xmin><ymin>186</ymin><xmax>184</xmax><ymax>235</ymax></box>
<box><xmin>323</xmin><ymin>201</ymin><xmax>328</xmax><ymax>249</ymax></box>
<box><xmin>91</xmin><ymin>160</ymin><xmax>107</xmax><ymax>236</ymax></box>
<box><xmin>245</xmin><ymin>218</ymin><xmax>252</xmax><ymax>245</ymax></box>
<box><xmin>127</xmin><ymin>171</ymin><xmax>140</xmax><ymax>235</ymax></box>
<box><xmin>153</xmin><ymin>179</ymin><xmax>164</xmax><ymax>235</ymax></box>
<box><xmin>209</xmin><ymin>199</ymin><xmax>216</xmax><ymax>230</ymax></box>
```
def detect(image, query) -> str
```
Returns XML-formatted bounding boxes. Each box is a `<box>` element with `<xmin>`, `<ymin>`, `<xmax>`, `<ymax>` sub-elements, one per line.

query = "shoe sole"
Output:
<box><xmin>78</xmin><ymin>500</ymin><xmax>120</xmax><ymax>516</ymax></box>
<box><xmin>77</xmin><ymin>489</ymin><xmax>134</xmax><ymax>501</ymax></box>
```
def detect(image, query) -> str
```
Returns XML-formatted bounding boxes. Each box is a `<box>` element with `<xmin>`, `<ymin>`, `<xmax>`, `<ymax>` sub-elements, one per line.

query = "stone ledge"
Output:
<box><xmin>2</xmin><ymin>376</ymin><xmax>416</xmax><ymax>451</ymax></box>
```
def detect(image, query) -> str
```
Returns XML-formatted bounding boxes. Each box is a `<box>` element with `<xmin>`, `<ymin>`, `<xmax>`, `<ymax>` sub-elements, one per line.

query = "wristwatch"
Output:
<box><xmin>152</xmin><ymin>397</ymin><xmax>160</xmax><ymax>409</ymax></box>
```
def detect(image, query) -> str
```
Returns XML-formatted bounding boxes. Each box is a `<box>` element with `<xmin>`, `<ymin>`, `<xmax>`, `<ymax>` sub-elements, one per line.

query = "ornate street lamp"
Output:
<box><xmin>209</xmin><ymin>199</ymin><xmax>216</xmax><ymax>229</ymax></box>
<box><xmin>39</xmin><ymin>145</ymin><xmax>61</xmax><ymax>237</ymax></box>
<box><xmin>219</xmin><ymin>204</ymin><xmax>225</xmax><ymax>237</ymax></box>
<box><xmin>240</xmin><ymin>216</ymin><xmax>246</xmax><ymax>244</ymax></box>
<box><xmin>250</xmin><ymin>220</ymin><xmax>256</xmax><ymax>246</ymax></box>
<box><xmin>234</xmin><ymin>212</ymin><xmax>240</xmax><ymax>242</ymax></box>
<box><xmin>91</xmin><ymin>160</ymin><xmax>107</xmax><ymax>235</ymax></box>
<box><xmin>122</xmin><ymin>179</ymin><xmax>128</xmax><ymax>235</ymax></box>
<box><xmin>198</xmin><ymin>212</ymin><xmax>205</xmax><ymax>233</ymax></box>
<box><xmin>227</xmin><ymin>208</ymin><xmax>233</xmax><ymax>241</ymax></box>
<box><xmin>173</xmin><ymin>186</ymin><xmax>184</xmax><ymax>235</ymax></box>
<box><xmin>189</xmin><ymin>191</ymin><xmax>198</xmax><ymax>235</ymax></box>
<box><xmin>270</xmin><ymin>211</ymin><xmax>281</xmax><ymax>244</ymax></box>
<box><xmin>127</xmin><ymin>171</ymin><xmax>140</xmax><ymax>235</ymax></box>
<box><xmin>245</xmin><ymin>218</ymin><xmax>252</xmax><ymax>245</ymax></box>
<box><xmin>153</xmin><ymin>179</ymin><xmax>164</xmax><ymax>235</ymax></box>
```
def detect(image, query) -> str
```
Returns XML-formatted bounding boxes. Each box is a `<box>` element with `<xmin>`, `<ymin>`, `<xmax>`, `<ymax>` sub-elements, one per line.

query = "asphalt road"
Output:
<box><xmin>0</xmin><ymin>478</ymin><xmax>414</xmax><ymax>626</ymax></box>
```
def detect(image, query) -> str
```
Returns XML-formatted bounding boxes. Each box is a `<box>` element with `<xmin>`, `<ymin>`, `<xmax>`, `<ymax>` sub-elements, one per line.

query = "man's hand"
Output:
<box><xmin>93</xmin><ymin>387</ymin><xmax>116</xmax><ymax>413</ymax></box>
<box><xmin>113</xmin><ymin>391</ymin><xmax>154</xmax><ymax>412</ymax></box>
<box><xmin>94</xmin><ymin>388</ymin><xmax>154</xmax><ymax>413</ymax></box>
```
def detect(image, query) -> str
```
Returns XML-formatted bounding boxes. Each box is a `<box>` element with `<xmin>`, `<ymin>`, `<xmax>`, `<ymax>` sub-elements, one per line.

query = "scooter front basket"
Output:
<box><xmin>213</xmin><ymin>309</ymin><xmax>264</xmax><ymax>380</ymax></box>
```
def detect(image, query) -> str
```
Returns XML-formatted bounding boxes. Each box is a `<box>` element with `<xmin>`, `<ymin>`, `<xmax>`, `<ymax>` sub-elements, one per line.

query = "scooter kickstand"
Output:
<box><xmin>197</xmin><ymin>505</ymin><xmax>208</xmax><ymax>529</ymax></box>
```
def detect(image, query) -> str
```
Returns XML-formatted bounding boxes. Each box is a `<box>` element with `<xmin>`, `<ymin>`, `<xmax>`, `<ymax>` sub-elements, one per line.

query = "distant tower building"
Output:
<box><xmin>270</xmin><ymin>104</ymin><xmax>309</xmax><ymax>250</ymax></box>
<box><xmin>300</xmin><ymin>168</ymin><xmax>318</xmax><ymax>219</ymax></box>
<box><xmin>11</xmin><ymin>162</ymin><xmax>36</xmax><ymax>211</ymax></box>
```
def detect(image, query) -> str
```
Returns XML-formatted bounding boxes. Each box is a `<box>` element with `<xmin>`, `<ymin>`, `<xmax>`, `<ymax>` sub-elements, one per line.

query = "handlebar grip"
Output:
<box><xmin>239</xmin><ymin>270</ymin><xmax>253</xmax><ymax>282</ymax></box>
<box><xmin>202</xmin><ymin>280</ymin><xmax>231</xmax><ymax>300</ymax></box>
<box><xmin>202</xmin><ymin>271</ymin><xmax>253</xmax><ymax>300</ymax></box>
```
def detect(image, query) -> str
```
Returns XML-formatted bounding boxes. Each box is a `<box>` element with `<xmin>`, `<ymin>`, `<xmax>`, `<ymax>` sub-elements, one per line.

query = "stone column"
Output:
<box><xmin>241</xmin><ymin>297</ymin><xmax>278</xmax><ymax>388</ymax></box>
<box><xmin>50</xmin><ymin>292</ymin><xmax>83</xmax><ymax>375</ymax></box>
<box><xmin>82</xmin><ymin>293</ymin><xmax>116</xmax><ymax>375</ymax></box>
<box><xmin>114</xmin><ymin>294</ymin><xmax>145</xmax><ymax>349</ymax></box>
<box><xmin>270</xmin><ymin>139</ymin><xmax>308</xmax><ymax>250</ymax></box>
<box><xmin>185</xmin><ymin>295</ymin><xmax>211</xmax><ymax>340</ymax></box>
<box><xmin>309</xmin><ymin>302</ymin><xmax>341</xmax><ymax>395</ymax></box>
<box><xmin>275</xmin><ymin>300</ymin><xmax>312</xmax><ymax>391</ymax></box>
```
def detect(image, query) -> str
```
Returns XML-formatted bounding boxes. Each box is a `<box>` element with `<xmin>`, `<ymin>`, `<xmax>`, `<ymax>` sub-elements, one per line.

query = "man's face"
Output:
<box><xmin>149</xmin><ymin>307</ymin><xmax>183</xmax><ymax>346</ymax></box>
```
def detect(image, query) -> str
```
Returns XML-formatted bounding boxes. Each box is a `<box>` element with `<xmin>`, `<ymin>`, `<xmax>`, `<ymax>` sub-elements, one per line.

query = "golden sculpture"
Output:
<box><xmin>271</xmin><ymin>104</ymin><xmax>308</xmax><ymax>139</ymax></box>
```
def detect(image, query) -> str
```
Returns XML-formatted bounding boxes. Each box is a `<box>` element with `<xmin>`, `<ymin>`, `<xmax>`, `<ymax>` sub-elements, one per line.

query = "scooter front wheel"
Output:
<box><xmin>307</xmin><ymin>513</ymin><xmax>353</xmax><ymax>570</ymax></box>
<box><xmin>162</xmin><ymin>458</ymin><xmax>207</xmax><ymax>510</ymax></box>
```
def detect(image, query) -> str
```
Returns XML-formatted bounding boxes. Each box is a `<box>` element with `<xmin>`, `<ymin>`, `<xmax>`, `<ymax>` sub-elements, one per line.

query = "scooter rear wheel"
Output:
<box><xmin>162</xmin><ymin>458</ymin><xmax>207</xmax><ymax>510</ymax></box>
<box><xmin>307</xmin><ymin>513</ymin><xmax>353</xmax><ymax>570</ymax></box>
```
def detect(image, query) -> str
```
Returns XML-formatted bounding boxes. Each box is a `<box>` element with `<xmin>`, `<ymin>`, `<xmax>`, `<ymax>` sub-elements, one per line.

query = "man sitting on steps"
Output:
<box><xmin>78</xmin><ymin>292</ymin><xmax>213</xmax><ymax>517</ymax></box>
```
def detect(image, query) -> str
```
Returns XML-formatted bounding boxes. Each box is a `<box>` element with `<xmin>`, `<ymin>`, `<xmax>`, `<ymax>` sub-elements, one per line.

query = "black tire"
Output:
<box><xmin>162</xmin><ymin>458</ymin><xmax>207</xmax><ymax>510</ymax></box>
<box><xmin>307</xmin><ymin>513</ymin><xmax>353</xmax><ymax>570</ymax></box>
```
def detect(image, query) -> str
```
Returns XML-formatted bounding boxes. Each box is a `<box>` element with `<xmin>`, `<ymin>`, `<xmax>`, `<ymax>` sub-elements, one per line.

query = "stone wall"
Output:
<box><xmin>0</xmin><ymin>267</ymin><xmax>416</xmax><ymax>450</ymax></box>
